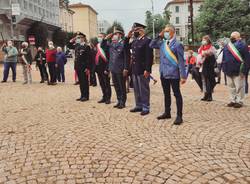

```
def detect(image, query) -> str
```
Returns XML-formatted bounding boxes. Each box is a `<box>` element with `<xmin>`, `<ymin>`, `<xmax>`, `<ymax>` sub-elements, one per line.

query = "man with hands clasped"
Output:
<box><xmin>150</xmin><ymin>24</ymin><xmax>187</xmax><ymax>125</ymax></box>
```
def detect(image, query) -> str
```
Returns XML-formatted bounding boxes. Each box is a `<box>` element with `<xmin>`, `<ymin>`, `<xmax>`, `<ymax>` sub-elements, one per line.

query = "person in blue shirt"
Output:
<box><xmin>55</xmin><ymin>47</ymin><xmax>67</xmax><ymax>83</ymax></box>
<box><xmin>150</xmin><ymin>24</ymin><xmax>187</xmax><ymax>125</ymax></box>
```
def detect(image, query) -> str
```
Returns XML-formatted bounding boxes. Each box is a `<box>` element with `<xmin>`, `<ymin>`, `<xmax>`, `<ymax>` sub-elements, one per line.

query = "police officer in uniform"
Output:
<box><xmin>71</xmin><ymin>32</ymin><xmax>91</xmax><ymax>102</ymax></box>
<box><xmin>126</xmin><ymin>23</ymin><xmax>154</xmax><ymax>115</ymax></box>
<box><xmin>105</xmin><ymin>29</ymin><xmax>129</xmax><ymax>109</ymax></box>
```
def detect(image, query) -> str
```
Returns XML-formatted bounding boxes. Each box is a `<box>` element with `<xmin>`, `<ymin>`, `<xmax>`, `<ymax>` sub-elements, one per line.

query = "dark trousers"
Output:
<box><xmin>192</xmin><ymin>67</ymin><xmax>203</xmax><ymax>91</ymax></box>
<box><xmin>97</xmin><ymin>71</ymin><xmax>111</xmax><ymax>101</ymax></box>
<box><xmin>3</xmin><ymin>62</ymin><xmax>17</xmax><ymax>81</ymax></box>
<box><xmin>161</xmin><ymin>78</ymin><xmax>183</xmax><ymax>117</ymax></box>
<box><xmin>132</xmin><ymin>75</ymin><xmax>150</xmax><ymax>111</ymax></box>
<box><xmin>38</xmin><ymin>64</ymin><xmax>48</xmax><ymax>81</ymax></box>
<box><xmin>47</xmin><ymin>62</ymin><xmax>57</xmax><ymax>83</ymax></box>
<box><xmin>77</xmin><ymin>68</ymin><xmax>89</xmax><ymax>99</ymax></box>
<box><xmin>57</xmin><ymin>65</ymin><xmax>65</xmax><ymax>82</ymax></box>
<box><xmin>90</xmin><ymin>70</ymin><xmax>97</xmax><ymax>86</ymax></box>
<box><xmin>112</xmin><ymin>73</ymin><xmax>127</xmax><ymax>105</ymax></box>
<box><xmin>245</xmin><ymin>68</ymin><xmax>250</xmax><ymax>94</ymax></box>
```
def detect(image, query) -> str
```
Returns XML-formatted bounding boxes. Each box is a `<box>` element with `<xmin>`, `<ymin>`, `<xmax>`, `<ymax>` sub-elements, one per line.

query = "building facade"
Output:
<box><xmin>0</xmin><ymin>0</ymin><xmax>60</xmax><ymax>41</ymax></box>
<box><xmin>165</xmin><ymin>0</ymin><xmax>203</xmax><ymax>42</ymax></box>
<box><xmin>69</xmin><ymin>3</ymin><xmax>98</xmax><ymax>40</ymax></box>
<box><xmin>98</xmin><ymin>20</ymin><xmax>111</xmax><ymax>34</ymax></box>
<box><xmin>59</xmin><ymin>0</ymin><xmax>74</xmax><ymax>32</ymax></box>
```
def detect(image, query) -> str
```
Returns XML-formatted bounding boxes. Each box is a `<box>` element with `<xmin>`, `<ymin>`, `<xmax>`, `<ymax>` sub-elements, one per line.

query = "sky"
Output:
<box><xmin>70</xmin><ymin>0</ymin><xmax>168</xmax><ymax>33</ymax></box>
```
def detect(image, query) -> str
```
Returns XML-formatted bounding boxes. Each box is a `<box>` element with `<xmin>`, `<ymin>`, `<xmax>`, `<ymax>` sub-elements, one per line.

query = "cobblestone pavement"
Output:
<box><xmin>0</xmin><ymin>63</ymin><xmax>250</xmax><ymax>184</ymax></box>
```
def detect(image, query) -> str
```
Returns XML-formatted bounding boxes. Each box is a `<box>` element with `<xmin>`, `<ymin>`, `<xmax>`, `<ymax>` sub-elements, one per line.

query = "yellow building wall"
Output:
<box><xmin>71</xmin><ymin>7</ymin><xmax>97</xmax><ymax>40</ymax></box>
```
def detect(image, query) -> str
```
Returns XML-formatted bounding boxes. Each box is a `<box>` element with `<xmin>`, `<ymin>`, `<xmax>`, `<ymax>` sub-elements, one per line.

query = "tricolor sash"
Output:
<box><xmin>161</xmin><ymin>40</ymin><xmax>178</xmax><ymax>66</ymax></box>
<box><xmin>95</xmin><ymin>43</ymin><xmax>107</xmax><ymax>65</ymax></box>
<box><xmin>227</xmin><ymin>42</ymin><xmax>243</xmax><ymax>63</ymax></box>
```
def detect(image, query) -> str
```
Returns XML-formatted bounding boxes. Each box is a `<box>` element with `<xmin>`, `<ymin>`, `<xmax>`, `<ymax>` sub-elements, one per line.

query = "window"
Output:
<box><xmin>175</xmin><ymin>6</ymin><xmax>179</xmax><ymax>13</ymax></box>
<box><xmin>24</xmin><ymin>0</ymin><xmax>28</xmax><ymax>9</ymax></box>
<box><xmin>176</xmin><ymin>28</ymin><xmax>180</xmax><ymax>36</ymax></box>
<box><xmin>176</xmin><ymin>17</ymin><xmax>180</xmax><ymax>24</ymax></box>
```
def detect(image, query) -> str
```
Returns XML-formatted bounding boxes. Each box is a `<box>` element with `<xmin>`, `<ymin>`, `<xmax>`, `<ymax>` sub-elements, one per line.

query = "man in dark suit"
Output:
<box><xmin>95</xmin><ymin>33</ymin><xmax>112</xmax><ymax>104</ymax></box>
<box><xmin>126</xmin><ymin>23</ymin><xmax>154</xmax><ymax>116</ymax></box>
<box><xmin>150</xmin><ymin>25</ymin><xmax>187</xmax><ymax>125</ymax></box>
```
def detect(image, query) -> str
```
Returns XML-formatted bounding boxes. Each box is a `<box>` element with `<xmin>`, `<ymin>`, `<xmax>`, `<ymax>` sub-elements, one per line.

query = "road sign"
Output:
<box><xmin>12</xmin><ymin>3</ymin><xmax>20</xmax><ymax>16</ymax></box>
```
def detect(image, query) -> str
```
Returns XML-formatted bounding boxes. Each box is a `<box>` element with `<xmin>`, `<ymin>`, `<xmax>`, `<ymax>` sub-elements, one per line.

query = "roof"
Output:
<box><xmin>165</xmin><ymin>0</ymin><xmax>204</xmax><ymax>9</ymax></box>
<box><xmin>69</xmin><ymin>3</ymin><xmax>98</xmax><ymax>15</ymax></box>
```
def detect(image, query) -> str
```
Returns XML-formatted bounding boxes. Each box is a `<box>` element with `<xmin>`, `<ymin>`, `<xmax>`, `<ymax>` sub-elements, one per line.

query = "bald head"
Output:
<box><xmin>231</xmin><ymin>32</ymin><xmax>241</xmax><ymax>41</ymax></box>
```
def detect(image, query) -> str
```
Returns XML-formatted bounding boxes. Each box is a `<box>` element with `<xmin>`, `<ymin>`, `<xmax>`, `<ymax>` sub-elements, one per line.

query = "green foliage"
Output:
<box><xmin>145</xmin><ymin>10</ymin><xmax>171</xmax><ymax>38</ymax></box>
<box><xmin>26</xmin><ymin>22</ymin><xmax>48</xmax><ymax>48</ymax></box>
<box><xmin>195</xmin><ymin>0</ymin><xmax>250</xmax><ymax>41</ymax></box>
<box><xmin>52</xmin><ymin>29</ymin><xmax>68</xmax><ymax>47</ymax></box>
<box><xmin>106</xmin><ymin>21</ymin><xmax>125</xmax><ymax>34</ymax></box>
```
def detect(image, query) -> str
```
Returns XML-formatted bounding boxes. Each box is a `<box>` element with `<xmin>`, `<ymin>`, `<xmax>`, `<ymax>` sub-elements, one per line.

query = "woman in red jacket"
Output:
<box><xmin>46</xmin><ymin>41</ymin><xmax>57</xmax><ymax>85</ymax></box>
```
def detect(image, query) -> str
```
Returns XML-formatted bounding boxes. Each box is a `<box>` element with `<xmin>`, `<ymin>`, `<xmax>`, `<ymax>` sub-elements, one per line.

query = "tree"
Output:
<box><xmin>145</xmin><ymin>10</ymin><xmax>171</xmax><ymax>38</ymax></box>
<box><xmin>26</xmin><ymin>22</ymin><xmax>48</xmax><ymax>48</ymax></box>
<box><xmin>52</xmin><ymin>29</ymin><xmax>68</xmax><ymax>47</ymax></box>
<box><xmin>106</xmin><ymin>21</ymin><xmax>125</xmax><ymax>34</ymax></box>
<box><xmin>195</xmin><ymin>0</ymin><xmax>250</xmax><ymax>41</ymax></box>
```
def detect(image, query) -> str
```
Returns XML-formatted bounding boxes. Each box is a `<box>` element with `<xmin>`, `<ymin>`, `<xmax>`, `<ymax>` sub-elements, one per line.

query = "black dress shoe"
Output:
<box><xmin>141</xmin><ymin>111</ymin><xmax>150</xmax><ymax>116</ymax></box>
<box><xmin>13</xmin><ymin>80</ymin><xmax>16</xmax><ymax>82</ymax></box>
<box><xmin>74</xmin><ymin>82</ymin><xmax>80</xmax><ymax>85</ymax></box>
<box><xmin>157</xmin><ymin>113</ymin><xmax>171</xmax><ymax>120</ymax></box>
<box><xmin>201</xmin><ymin>93</ymin><xmax>208</xmax><ymax>101</ymax></box>
<box><xmin>118</xmin><ymin>104</ymin><xmax>125</xmax><ymax>109</ymax></box>
<box><xmin>80</xmin><ymin>97</ymin><xmax>89</xmax><ymax>102</ymax></box>
<box><xmin>130</xmin><ymin>108</ymin><xmax>142</xmax><ymax>113</ymax></box>
<box><xmin>1</xmin><ymin>80</ymin><xmax>7</xmax><ymax>83</ymax></box>
<box><xmin>105</xmin><ymin>100</ymin><xmax>111</xmax><ymax>104</ymax></box>
<box><xmin>76</xmin><ymin>97</ymin><xmax>83</xmax><ymax>101</ymax></box>
<box><xmin>227</xmin><ymin>102</ymin><xmax>235</xmax><ymax>107</ymax></box>
<box><xmin>233</xmin><ymin>103</ymin><xmax>243</xmax><ymax>108</ymax></box>
<box><xmin>113</xmin><ymin>103</ymin><xmax>120</xmax><ymax>108</ymax></box>
<box><xmin>40</xmin><ymin>80</ymin><xmax>44</xmax><ymax>83</ymax></box>
<box><xmin>174</xmin><ymin>116</ymin><xmax>183</xmax><ymax>125</ymax></box>
<box><xmin>98</xmin><ymin>99</ymin><xmax>106</xmax><ymax>103</ymax></box>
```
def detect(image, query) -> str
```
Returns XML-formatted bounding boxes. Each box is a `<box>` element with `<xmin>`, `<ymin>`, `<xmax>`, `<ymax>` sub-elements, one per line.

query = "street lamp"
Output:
<box><xmin>150</xmin><ymin>0</ymin><xmax>155</xmax><ymax>39</ymax></box>
<box><xmin>189</xmin><ymin>0</ymin><xmax>194</xmax><ymax>45</ymax></box>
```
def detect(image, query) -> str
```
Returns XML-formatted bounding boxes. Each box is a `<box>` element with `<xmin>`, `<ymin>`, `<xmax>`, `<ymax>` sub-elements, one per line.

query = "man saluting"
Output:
<box><xmin>150</xmin><ymin>25</ymin><xmax>187</xmax><ymax>125</ymax></box>
<box><xmin>71</xmin><ymin>32</ymin><xmax>91</xmax><ymax>102</ymax></box>
<box><xmin>126</xmin><ymin>23</ymin><xmax>154</xmax><ymax>116</ymax></box>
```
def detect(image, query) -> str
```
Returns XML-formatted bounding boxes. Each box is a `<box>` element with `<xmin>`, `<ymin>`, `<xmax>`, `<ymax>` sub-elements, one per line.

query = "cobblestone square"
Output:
<box><xmin>0</xmin><ymin>64</ymin><xmax>249</xmax><ymax>184</ymax></box>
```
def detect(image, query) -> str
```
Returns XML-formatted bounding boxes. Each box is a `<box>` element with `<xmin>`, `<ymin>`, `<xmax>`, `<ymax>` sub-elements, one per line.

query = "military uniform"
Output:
<box><xmin>126</xmin><ymin>28</ymin><xmax>153</xmax><ymax>114</ymax></box>
<box><xmin>108</xmin><ymin>38</ymin><xmax>129</xmax><ymax>108</ymax></box>
<box><xmin>75</xmin><ymin>43</ymin><xmax>91</xmax><ymax>101</ymax></box>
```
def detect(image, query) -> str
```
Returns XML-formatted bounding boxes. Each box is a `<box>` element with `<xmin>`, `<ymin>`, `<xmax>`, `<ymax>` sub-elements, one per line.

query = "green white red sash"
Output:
<box><xmin>95</xmin><ymin>43</ymin><xmax>107</xmax><ymax>65</ymax></box>
<box><xmin>227</xmin><ymin>42</ymin><xmax>243</xmax><ymax>63</ymax></box>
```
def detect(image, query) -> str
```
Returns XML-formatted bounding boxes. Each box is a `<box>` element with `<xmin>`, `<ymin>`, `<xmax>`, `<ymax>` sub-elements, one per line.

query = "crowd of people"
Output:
<box><xmin>1</xmin><ymin>41</ymin><xmax>67</xmax><ymax>85</ymax></box>
<box><xmin>1</xmin><ymin>23</ymin><xmax>250</xmax><ymax>125</ymax></box>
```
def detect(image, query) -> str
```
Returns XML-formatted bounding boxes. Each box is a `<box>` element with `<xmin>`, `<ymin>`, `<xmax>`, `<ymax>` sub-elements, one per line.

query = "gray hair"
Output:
<box><xmin>22</xmin><ymin>42</ymin><xmax>29</xmax><ymax>47</ymax></box>
<box><xmin>165</xmin><ymin>24</ymin><xmax>176</xmax><ymax>32</ymax></box>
